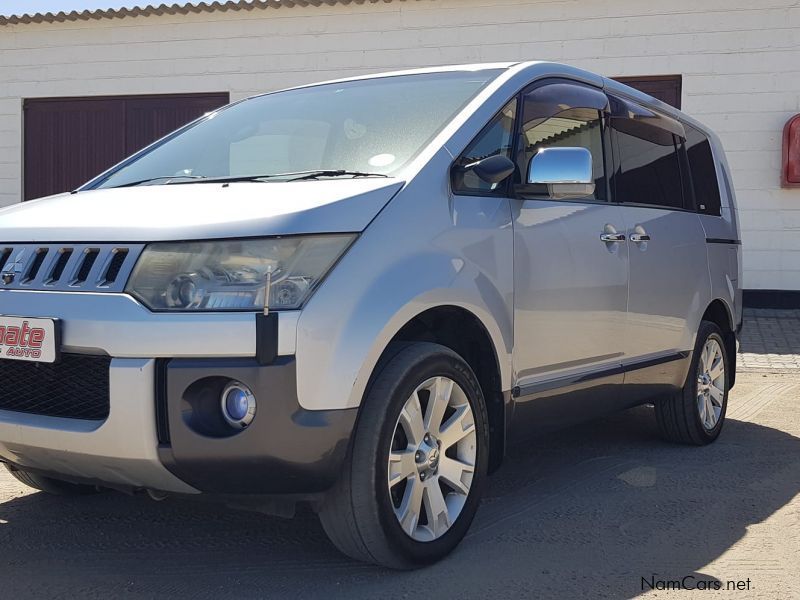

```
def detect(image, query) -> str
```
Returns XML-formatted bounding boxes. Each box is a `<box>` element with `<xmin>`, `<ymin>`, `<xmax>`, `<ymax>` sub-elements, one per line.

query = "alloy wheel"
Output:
<box><xmin>387</xmin><ymin>376</ymin><xmax>477</xmax><ymax>542</ymax></box>
<box><xmin>696</xmin><ymin>338</ymin><xmax>726</xmax><ymax>430</ymax></box>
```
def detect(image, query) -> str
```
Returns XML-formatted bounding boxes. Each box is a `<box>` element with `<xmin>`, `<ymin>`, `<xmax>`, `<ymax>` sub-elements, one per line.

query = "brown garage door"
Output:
<box><xmin>23</xmin><ymin>92</ymin><xmax>229</xmax><ymax>200</ymax></box>
<box><xmin>613</xmin><ymin>75</ymin><xmax>682</xmax><ymax>109</ymax></box>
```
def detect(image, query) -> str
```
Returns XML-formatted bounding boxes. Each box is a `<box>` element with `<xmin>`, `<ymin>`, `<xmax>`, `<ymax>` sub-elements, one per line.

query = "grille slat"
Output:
<box><xmin>103</xmin><ymin>248</ymin><xmax>129</xmax><ymax>284</ymax></box>
<box><xmin>0</xmin><ymin>248</ymin><xmax>12</xmax><ymax>272</ymax></box>
<box><xmin>0</xmin><ymin>244</ymin><xmax>143</xmax><ymax>292</ymax></box>
<box><xmin>48</xmin><ymin>248</ymin><xmax>73</xmax><ymax>283</ymax></box>
<box><xmin>73</xmin><ymin>248</ymin><xmax>100</xmax><ymax>285</ymax></box>
<box><xmin>0</xmin><ymin>354</ymin><xmax>110</xmax><ymax>420</ymax></box>
<box><xmin>24</xmin><ymin>248</ymin><xmax>49</xmax><ymax>283</ymax></box>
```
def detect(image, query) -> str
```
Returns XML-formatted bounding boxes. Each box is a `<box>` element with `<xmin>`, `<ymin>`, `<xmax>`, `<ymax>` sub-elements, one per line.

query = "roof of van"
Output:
<box><xmin>292</xmin><ymin>61</ymin><xmax>718</xmax><ymax>144</ymax></box>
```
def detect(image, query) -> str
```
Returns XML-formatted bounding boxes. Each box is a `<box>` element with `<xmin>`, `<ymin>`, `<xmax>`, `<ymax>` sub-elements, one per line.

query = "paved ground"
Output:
<box><xmin>738</xmin><ymin>308</ymin><xmax>800</xmax><ymax>371</ymax></box>
<box><xmin>1</xmin><ymin>312</ymin><xmax>799</xmax><ymax>599</ymax></box>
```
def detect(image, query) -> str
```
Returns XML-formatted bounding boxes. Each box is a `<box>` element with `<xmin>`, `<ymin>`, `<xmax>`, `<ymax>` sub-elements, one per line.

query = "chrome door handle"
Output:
<box><xmin>630</xmin><ymin>233</ymin><xmax>651</xmax><ymax>243</ymax></box>
<box><xmin>600</xmin><ymin>233</ymin><xmax>626</xmax><ymax>243</ymax></box>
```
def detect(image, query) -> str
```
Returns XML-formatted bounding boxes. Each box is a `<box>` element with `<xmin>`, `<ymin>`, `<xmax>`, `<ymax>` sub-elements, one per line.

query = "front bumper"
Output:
<box><xmin>0</xmin><ymin>289</ymin><xmax>299</xmax><ymax>358</ymax></box>
<box><xmin>158</xmin><ymin>357</ymin><xmax>357</xmax><ymax>495</ymax></box>
<box><xmin>0</xmin><ymin>290</ymin><xmax>355</xmax><ymax>496</ymax></box>
<box><xmin>0</xmin><ymin>358</ymin><xmax>197</xmax><ymax>494</ymax></box>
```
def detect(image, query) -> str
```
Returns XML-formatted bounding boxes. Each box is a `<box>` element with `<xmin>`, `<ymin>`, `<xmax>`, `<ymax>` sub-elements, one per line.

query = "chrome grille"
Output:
<box><xmin>0</xmin><ymin>244</ymin><xmax>144</xmax><ymax>293</ymax></box>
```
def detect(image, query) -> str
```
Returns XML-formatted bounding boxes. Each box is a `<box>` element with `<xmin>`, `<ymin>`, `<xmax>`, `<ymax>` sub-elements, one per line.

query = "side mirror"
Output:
<box><xmin>527</xmin><ymin>147</ymin><xmax>595</xmax><ymax>199</ymax></box>
<box><xmin>465</xmin><ymin>154</ymin><xmax>516</xmax><ymax>184</ymax></box>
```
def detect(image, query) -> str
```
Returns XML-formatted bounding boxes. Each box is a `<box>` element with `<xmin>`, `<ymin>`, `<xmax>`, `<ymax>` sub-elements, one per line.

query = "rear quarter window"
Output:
<box><xmin>685</xmin><ymin>125</ymin><xmax>722</xmax><ymax>216</ymax></box>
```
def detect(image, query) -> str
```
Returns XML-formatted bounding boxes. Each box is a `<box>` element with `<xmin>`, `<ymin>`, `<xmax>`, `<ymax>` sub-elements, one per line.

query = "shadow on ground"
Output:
<box><xmin>738</xmin><ymin>309</ymin><xmax>800</xmax><ymax>356</ymax></box>
<box><xmin>1</xmin><ymin>405</ymin><xmax>798</xmax><ymax>599</ymax></box>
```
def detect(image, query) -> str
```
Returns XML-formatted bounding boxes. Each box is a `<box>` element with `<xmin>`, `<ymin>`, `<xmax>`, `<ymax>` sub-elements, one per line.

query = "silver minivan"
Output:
<box><xmin>0</xmin><ymin>62</ymin><xmax>741</xmax><ymax>568</ymax></box>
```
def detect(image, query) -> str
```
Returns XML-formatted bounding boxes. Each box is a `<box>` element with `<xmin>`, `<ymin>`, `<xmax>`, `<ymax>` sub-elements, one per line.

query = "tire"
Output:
<box><xmin>3</xmin><ymin>464</ymin><xmax>103</xmax><ymax>496</ymax></box>
<box><xmin>655</xmin><ymin>320</ymin><xmax>730</xmax><ymax>445</ymax></box>
<box><xmin>319</xmin><ymin>342</ymin><xmax>490</xmax><ymax>569</ymax></box>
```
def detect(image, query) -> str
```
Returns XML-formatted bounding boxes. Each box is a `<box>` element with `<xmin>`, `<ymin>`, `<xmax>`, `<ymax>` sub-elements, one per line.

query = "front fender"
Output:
<box><xmin>294</xmin><ymin>167</ymin><xmax>514</xmax><ymax>411</ymax></box>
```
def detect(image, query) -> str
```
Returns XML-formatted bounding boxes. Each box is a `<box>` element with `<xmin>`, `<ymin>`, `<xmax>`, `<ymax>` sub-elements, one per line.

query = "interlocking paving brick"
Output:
<box><xmin>738</xmin><ymin>309</ymin><xmax>800</xmax><ymax>371</ymax></box>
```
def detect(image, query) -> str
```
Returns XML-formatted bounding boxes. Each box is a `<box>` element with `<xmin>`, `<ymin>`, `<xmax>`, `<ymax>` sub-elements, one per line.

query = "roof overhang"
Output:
<box><xmin>0</xmin><ymin>0</ymin><xmax>416</xmax><ymax>26</ymax></box>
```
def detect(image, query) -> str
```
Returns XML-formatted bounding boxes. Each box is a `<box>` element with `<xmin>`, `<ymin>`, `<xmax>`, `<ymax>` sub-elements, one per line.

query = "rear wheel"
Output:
<box><xmin>319</xmin><ymin>342</ymin><xmax>489</xmax><ymax>569</ymax></box>
<box><xmin>3</xmin><ymin>464</ymin><xmax>102</xmax><ymax>496</ymax></box>
<box><xmin>655</xmin><ymin>320</ymin><xmax>729</xmax><ymax>445</ymax></box>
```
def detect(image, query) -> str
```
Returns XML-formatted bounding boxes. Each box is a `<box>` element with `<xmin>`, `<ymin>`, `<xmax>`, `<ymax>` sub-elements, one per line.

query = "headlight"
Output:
<box><xmin>126</xmin><ymin>235</ymin><xmax>355</xmax><ymax>311</ymax></box>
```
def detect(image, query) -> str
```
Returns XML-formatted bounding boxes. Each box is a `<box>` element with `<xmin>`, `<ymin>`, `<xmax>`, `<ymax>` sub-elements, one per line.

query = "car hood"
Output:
<box><xmin>0</xmin><ymin>178</ymin><xmax>404</xmax><ymax>242</ymax></box>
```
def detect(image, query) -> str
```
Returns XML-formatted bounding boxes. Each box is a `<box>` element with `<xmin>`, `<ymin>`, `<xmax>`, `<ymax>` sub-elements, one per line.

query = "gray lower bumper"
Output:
<box><xmin>157</xmin><ymin>356</ymin><xmax>357</xmax><ymax>495</ymax></box>
<box><xmin>0</xmin><ymin>358</ymin><xmax>198</xmax><ymax>494</ymax></box>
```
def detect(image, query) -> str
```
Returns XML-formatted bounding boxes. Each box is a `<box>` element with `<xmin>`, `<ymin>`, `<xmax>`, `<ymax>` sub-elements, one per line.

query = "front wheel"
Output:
<box><xmin>655</xmin><ymin>320</ymin><xmax>730</xmax><ymax>445</ymax></box>
<box><xmin>319</xmin><ymin>342</ymin><xmax>489</xmax><ymax>569</ymax></box>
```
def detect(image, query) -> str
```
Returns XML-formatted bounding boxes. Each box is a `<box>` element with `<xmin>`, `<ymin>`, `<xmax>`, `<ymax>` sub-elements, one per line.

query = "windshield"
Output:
<box><xmin>92</xmin><ymin>69</ymin><xmax>503</xmax><ymax>189</ymax></box>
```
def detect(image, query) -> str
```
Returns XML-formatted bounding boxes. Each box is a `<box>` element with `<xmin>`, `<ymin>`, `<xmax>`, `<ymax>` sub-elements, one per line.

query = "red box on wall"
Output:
<box><xmin>783</xmin><ymin>114</ymin><xmax>800</xmax><ymax>188</ymax></box>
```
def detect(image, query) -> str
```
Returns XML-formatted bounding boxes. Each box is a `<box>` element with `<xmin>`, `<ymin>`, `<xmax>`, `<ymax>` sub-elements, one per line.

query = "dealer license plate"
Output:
<box><xmin>0</xmin><ymin>315</ymin><xmax>59</xmax><ymax>363</ymax></box>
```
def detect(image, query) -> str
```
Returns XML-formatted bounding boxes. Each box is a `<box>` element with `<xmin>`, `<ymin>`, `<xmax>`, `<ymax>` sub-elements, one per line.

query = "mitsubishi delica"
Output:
<box><xmin>0</xmin><ymin>62</ymin><xmax>742</xmax><ymax>568</ymax></box>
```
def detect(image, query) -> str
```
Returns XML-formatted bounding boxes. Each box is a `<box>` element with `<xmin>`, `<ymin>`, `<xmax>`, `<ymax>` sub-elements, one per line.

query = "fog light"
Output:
<box><xmin>221</xmin><ymin>381</ymin><xmax>256</xmax><ymax>429</ymax></box>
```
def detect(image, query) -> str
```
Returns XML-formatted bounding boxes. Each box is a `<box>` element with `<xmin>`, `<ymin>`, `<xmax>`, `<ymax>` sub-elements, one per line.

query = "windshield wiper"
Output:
<box><xmin>279</xmin><ymin>170</ymin><xmax>389</xmax><ymax>181</ymax></box>
<box><xmin>104</xmin><ymin>175</ymin><xmax>207</xmax><ymax>189</ymax></box>
<box><xmin>181</xmin><ymin>170</ymin><xmax>389</xmax><ymax>184</ymax></box>
<box><xmin>102</xmin><ymin>170</ymin><xmax>388</xmax><ymax>189</ymax></box>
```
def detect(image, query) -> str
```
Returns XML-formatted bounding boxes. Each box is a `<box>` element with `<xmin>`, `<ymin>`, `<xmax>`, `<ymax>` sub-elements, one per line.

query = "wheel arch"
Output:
<box><xmin>366</xmin><ymin>305</ymin><xmax>509</xmax><ymax>473</ymax></box>
<box><xmin>701</xmin><ymin>298</ymin><xmax>737</xmax><ymax>388</ymax></box>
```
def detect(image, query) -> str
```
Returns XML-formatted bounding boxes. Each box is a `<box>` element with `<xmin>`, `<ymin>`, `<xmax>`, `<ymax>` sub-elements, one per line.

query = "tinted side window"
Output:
<box><xmin>685</xmin><ymin>125</ymin><xmax>722</xmax><ymax>216</ymax></box>
<box><xmin>516</xmin><ymin>107</ymin><xmax>607</xmax><ymax>201</ymax></box>
<box><xmin>613</xmin><ymin>125</ymin><xmax>684</xmax><ymax>209</ymax></box>
<box><xmin>452</xmin><ymin>100</ymin><xmax>517</xmax><ymax>195</ymax></box>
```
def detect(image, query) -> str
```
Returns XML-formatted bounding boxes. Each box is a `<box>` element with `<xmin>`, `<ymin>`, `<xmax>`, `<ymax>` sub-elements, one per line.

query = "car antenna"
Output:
<box><xmin>263</xmin><ymin>267</ymin><xmax>273</xmax><ymax>316</ymax></box>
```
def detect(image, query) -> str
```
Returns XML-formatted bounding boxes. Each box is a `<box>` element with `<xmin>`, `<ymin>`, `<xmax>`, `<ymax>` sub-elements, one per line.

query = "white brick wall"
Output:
<box><xmin>1</xmin><ymin>0</ymin><xmax>799</xmax><ymax>289</ymax></box>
